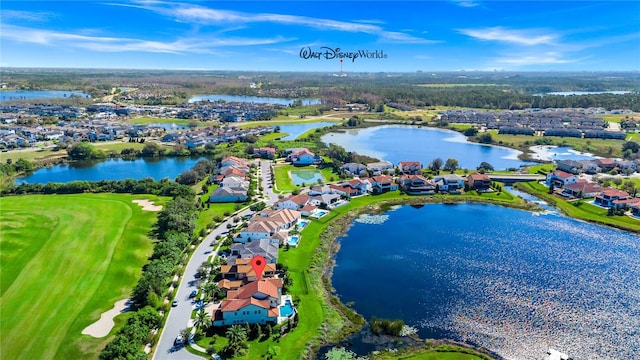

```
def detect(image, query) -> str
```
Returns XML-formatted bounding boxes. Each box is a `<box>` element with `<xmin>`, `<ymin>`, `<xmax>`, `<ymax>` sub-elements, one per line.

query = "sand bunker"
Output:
<box><xmin>132</xmin><ymin>199</ymin><xmax>162</xmax><ymax>211</ymax></box>
<box><xmin>81</xmin><ymin>299</ymin><xmax>129</xmax><ymax>338</ymax></box>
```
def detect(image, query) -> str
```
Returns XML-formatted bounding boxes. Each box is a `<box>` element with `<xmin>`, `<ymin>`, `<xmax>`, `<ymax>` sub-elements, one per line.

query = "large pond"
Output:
<box><xmin>15</xmin><ymin>157</ymin><xmax>205</xmax><ymax>184</ymax></box>
<box><xmin>289</xmin><ymin>169</ymin><xmax>325</xmax><ymax>186</ymax></box>
<box><xmin>332</xmin><ymin>203</ymin><xmax>640</xmax><ymax>360</ymax></box>
<box><xmin>188</xmin><ymin>94</ymin><xmax>321</xmax><ymax>106</ymax></box>
<box><xmin>277</xmin><ymin>122</ymin><xmax>337</xmax><ymax>140</ymax></box>
<box><xmin>0</xmin><ymin>90</ymin><xmax>90</xmax><ymax>102</ymax></box>
<box><xmin>322</xmin><ymin>125</ymin><xmax>529</xmax><ymax>170</ymax></box>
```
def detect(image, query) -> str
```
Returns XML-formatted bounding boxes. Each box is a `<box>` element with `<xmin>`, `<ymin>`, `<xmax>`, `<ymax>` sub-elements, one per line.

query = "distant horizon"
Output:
<box><xmin>2</xmin><ymin>66</ymin><xmax>639</xmax><ymax>74</ymax></box>
<box><xmin>2</xmin><ymin>1</ymin><xmax>639</xmax><ymax>72</ymax></box>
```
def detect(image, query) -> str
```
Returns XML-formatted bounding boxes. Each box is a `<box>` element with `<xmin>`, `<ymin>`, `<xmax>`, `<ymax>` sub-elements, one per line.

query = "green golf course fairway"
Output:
<box><xmin>0</xmin><ymin>194</ymin><xmax>162</xmax><ymax>360</ymax></box>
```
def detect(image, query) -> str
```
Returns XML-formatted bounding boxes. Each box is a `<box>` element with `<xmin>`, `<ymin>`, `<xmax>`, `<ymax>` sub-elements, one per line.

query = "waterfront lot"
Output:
<box><xmin>0</xmin><ymin>193</ymin><xmax>162</xmax><ymax>360</ymax></box>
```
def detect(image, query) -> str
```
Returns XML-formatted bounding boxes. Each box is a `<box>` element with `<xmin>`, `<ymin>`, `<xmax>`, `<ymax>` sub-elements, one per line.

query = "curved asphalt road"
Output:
<box><xmin>152</xmin><ymin>160</ymin><xmax>278</xmax><ymax>360</ymax></box>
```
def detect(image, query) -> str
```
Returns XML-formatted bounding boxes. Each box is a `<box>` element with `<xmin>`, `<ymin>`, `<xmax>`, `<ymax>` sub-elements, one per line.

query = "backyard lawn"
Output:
<box><xmin>0</xmin><ymin>193</ymin><xmax>163</xmax><ymax>360</ymax></box>
<box><xmin>274</xmin><ymin>164</ymin><xmax>338</xmax><ymax>191</ymax></box>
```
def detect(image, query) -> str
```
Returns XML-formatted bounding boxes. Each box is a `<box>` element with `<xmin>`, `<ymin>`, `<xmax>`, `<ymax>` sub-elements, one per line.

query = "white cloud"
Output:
<box><xmin>458</xmin><ymin>27</ymin><xmax>557</xmax><ymax>46</ymax></box>
<box><xmin>122</xmin><ymin>1</ymin><xmax>437</xmax><ymax>44</ymax></box>
<box><xmin>496</xmin><ymin>52</ymin><xmax>582</xmax><ymax>66</ymax></box>
<box><xmin>0</xmin><ymin>24</ymin><xmax>293</xmax><ymax>54</ymax></box>
<box><xmin>2</xmin><ymin>10</ymin><xmax>56</xmax><ymax>22</ymax></box>
<box><xmin>450</xmin><ymin>0</ymin><xmax>480</xmax><ymax>7</ymax></box>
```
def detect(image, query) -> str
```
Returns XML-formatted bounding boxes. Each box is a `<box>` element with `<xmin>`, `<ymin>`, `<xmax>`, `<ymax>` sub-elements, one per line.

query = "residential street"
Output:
<box><xmin>152</xmin><ymin>160</ymin><xmax>277</xmax><ymax>360</ymax></box>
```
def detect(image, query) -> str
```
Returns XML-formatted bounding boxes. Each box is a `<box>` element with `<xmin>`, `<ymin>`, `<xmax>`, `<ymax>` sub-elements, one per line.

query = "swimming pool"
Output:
<box><xmin>288</xmin><ymin>236</ymin><xmax>300</xmax><ymax>247</ymax></box>
<box><xmin>298</xmin><ymin>220</ymin><xmax>309</xmax><ymax>228</ymax></box>
<box><xmin>311</xmin><ymin>210</ymin><xmax>328</xmax><ymax>218</ymax></box>
<box><xmin>280</xmin><ymin>299</ymin><xmax>295</xmax><ymax>317</ymax></box>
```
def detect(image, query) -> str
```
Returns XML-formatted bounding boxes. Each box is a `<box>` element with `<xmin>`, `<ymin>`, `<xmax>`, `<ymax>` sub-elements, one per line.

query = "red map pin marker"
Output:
<box><xmin>251</xmin><ymin>255</ymin><xmax>267</xmax><ymax>281</ymax></box>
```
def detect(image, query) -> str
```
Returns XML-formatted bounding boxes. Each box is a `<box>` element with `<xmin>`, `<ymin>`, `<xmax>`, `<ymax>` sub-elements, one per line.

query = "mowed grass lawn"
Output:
<box><xmin>0</xmin><ymin>193</ymin><xmax>164</xmax><ymax>360</ymax></box>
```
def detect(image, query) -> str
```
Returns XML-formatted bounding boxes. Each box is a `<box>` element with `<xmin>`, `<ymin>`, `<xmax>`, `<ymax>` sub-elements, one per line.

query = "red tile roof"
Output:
<box><xmin>228</xmin><ymin>278</ymin><xmax>282</xmax><ymax>300</ymax></box>
<box><xmin>468</xmin><ymin>172</ymin><xmax>490</xmax><ymax>181</ymax></box>
<box><xmin>552</xmin><ymin>170</ymin><xmax>575</xmax><ymax>179</ymax></box>
<box><xmin>601</xmin><ymin>188</ymin><xmax>629</xmax><ymax>198</ymax></box>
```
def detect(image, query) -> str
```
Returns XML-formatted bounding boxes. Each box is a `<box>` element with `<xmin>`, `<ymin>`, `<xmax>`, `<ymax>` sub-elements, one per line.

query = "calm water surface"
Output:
<box><xmin>321</xmin><ymin>125</ymin><xmax>530</xmax><ymax>170</ymax></box>
<box><xmin>0</xmin><ymin>90</ymin><xmax>89</xmax><ymax>102</ymax></box>
<box><xmin>332</xmin><ymin>204</ymin><xmax>640</xmax><ymax>360</ymax></box>
<box><xmin>277</xmin><ymin>122</ymin><xmax>337</xmax><ymax>140</ymax></box>
<box><xmin>16</xmin><ymin>157</ymin><xmax>205</xmax><ymax>184</ymax></box>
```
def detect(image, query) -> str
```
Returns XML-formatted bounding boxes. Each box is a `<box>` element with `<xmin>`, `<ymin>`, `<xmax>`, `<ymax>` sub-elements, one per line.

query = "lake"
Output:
<box><xmin>537</xmin><ymin>91</ymin><xmax>633</xmax><ymax>96</ymax></box>
<box><xmin>277</xmin><ymin>122</ymin><xmax>337</xmax><ymax>140</ymax></box>
<box><xmin>15</xmin><ymin>157</ymin><xmax>205</xmax><ymax>184</ymax></box>
<box><xmin>331</xmin><ymin>203</ymin><xmax>640</xmax><ymax>360</ymax></box>
<box><xmin>188</xmin><ymin>94</ymin><xmax>321</xmax><ymax>106</ymax></box>
<box><xmin>0</xmin><ymin>90</ymin><xmax>90</xmax><ymax>102</ymax></box>
<box><xmin>321</xmin><ymin>125</ymin><xmax>529</xmax><ymax>170</ymax></box>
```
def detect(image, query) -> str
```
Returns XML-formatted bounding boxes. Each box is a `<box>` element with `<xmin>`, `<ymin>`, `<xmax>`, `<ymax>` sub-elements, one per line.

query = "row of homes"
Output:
<box><xmin>556</xmin><ymin>158</ymin><xmax>638</xmax><ymax>176</ymax></box>
<box><xmin>209</xmin><ymin>156</ymin><xmax>251</xmax><ymax>203</ymax></box>
<box><xmin>442</xmin><ymin>108</ymin><xmax>626</xmax><ymax>139</ymax></box>
<box><xmin>545</xmin><ymin>170</ymin><xmax>640</xmax><ymax>212</ymax></box>
<box><xmin>211</xmin><ymin>208</ymin><xmax>300</xmax><ymax>327</ymax></box>
<box><xmin>163</xmin><ymin>126</ymin><xmax>274</xmax><ymax>149</ymax></box>
<box><xmin>177</xmin><ymin>100</ymin><xmax>278</xmax><ymax>122</ymax></box>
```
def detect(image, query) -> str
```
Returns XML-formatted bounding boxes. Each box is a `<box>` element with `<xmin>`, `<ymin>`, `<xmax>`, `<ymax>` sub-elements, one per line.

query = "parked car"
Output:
<box><xmin>171</xmin><ymin>300</ymin><xmax>178</xmax><ymax>307</ymax></box>
<box><xmin>174</xmin><ymin>336</ymin><xmax>183</xmax><ymax>346</ymax></box>
<box><xmin>189</xmin><ymin>290</ymin><xmax>197</xmax><ymax>298</ymax></box>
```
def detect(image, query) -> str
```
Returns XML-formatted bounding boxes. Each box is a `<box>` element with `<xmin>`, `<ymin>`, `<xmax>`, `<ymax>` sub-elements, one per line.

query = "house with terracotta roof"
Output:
<box><xmin>217</xmin><ymin>279</ymin><xmax>243</xmax><ymax>292</ymax></box>
<box><xmin>398</xmin><ymin>161</ymin><xmax>422</xmax><ymax>174</ymax></box>
<box><xmin>398</xmin><ymin>174</ymin><xmax>436</xmax><ymax>195</ymax></box>
<box><xmin>287</xmin><ymin>148</ymin><xmax>318</xmax><ymax>166</ymax></box>
<box><xmin>221</xmin><ymin>155</ymin><xmax>250</xmax><ymax>168</ymax></box>
<box><xmin>274</xmin><ymin>193</ymin><xmax>309</xmax><ymax>211</ymax></box>
<box><xmin>220</xmin><ymin>258</ymin><xmax>277</xmax><ymax>281</ymax></box>
<box><xmin>595</xmin><ymin>158</ymin><xmax>616</xmax><ymax>172</ymax></box>
<box><xmin>545</xmin><ymin>170</ymin><xmax>578</xmax><ymax>188</ymax></box>
<box><xmin>368</xmin><ymin>175</ymin><xmax>398</xmax><ymax>194</ymax></box>
<box><xmin>253</xmin><ymin>147</ymin><xmax>276</xmax><ymax>159</ymax></box>
<box><xmin>212</xmin><ymin>278</ymin><xmax>283</xmax><ymax>326</ymax></box>
<box><xmin>562</xmin><ymin>182</ymin><xmax>603</xmax><ymax>198</ymax></box>
<box><xmin>594</xmin><ymin>188</ymin><xmax>630</xmax><ymax>208</ymax></box>
<box><xmin>465</xmin><ymin>172</ymin><xmax>492</xmax><ymax>191</ymax></box>
<box><xmin>236</xmin><ymin>221</ymin><xmax>281</xmax><ymax>243</ymax></box>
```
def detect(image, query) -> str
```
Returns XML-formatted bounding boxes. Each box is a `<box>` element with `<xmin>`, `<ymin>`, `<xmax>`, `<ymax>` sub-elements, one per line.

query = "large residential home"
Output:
<box><xmin>561</xmin><ymin>182</ymin><xmax>603</xmax><ymax>198</ymax></box>
<box><xmin>612</xmin><ymin>197</ymin><xmax>640</xmax><ymax>210</ymax></box>
<box><xmin>631</xmin><ymin>204</ymin><xmax>640</xmax><ymax>217</ymax></box>
<box><xmin>287</xmin><ymin>148</ymin><xmax>318</xmax><ymax>166</ymax></box>
<box><xmin>255</xmin><ymin>209</ymin><xmax>301</xmax><ymax>230</ymax></box>
<box><xmin>229</xmin><ymin>239</ymin><xmax>279</xmax><ymax>264</ymax></box>
<box><xmin>212</xmin><ymin>278</ymin><xmax>283</xmax><ymax>326</ymax></box>
<box><xmin>274</xmin><ymin>193</ymin><xmax>309</xmax><ymax>211</ymax></box>
<box><xmin>253</xmin><ymin>147</ymin><xmax>276</xmax><ymax>159</ymax></box>
<box><xmin>433</xmin><ymin>174</ymin><xmax>465</xmax><ymax>194</ymax></box>
<box><xmin>309</xmin><ymin>193</ymin><xmax>341</xmax><ymax>208</ymax></box>
<box><xmin>221</xmin><ymin>175</ymin><xmax>249</xmax><ymax>189</ymax></box>
<box><xmin>366</xmin><ymin>161</ymin><xmax>394</xmax><ymax>176</ymax></box>
<box><xmin>545</xmin><ymin>170</ymin><xmax>579</xmax><ymax>188</ymax></box>
<box><xmin>236</xmin><ymin>221</ymin><xmax>281</xmax><ymax>243</ymax></box>
<box><xmin>578</xmin><ymin>160</ymin><xmax>601</xmax><ymax>174</ymax></box>
<box><xmin>466</xmin><ymin>172</ymin><xmax>492</xmax><ymax>191</ymax></box>
<box><xmin>341</xmin><ymin>162</ymin><xmax>367</xmax><ymax>177</ymax></box>
<box><xmin>217</xmin><ymin>279</ymin><xmax>243</xmax><ymax>292</ymax></box>
<box><xmin>221</xmin><ymin>258</ymin><xmax>278</xmax><ymax>281</ymax></box>
<box><xmin>616</xmin><ymin>160</ymin><xmax>637</xmax><ymax>173</ymax></box>
<box><xmin>397</xmin><ymin>161</ymin><xmax>422</xmax><ymax>175</ymax></box>
<box><xmin>209</xmin><ymin>187</ymin><xmax>248</xmax><ymax>203</ymax></box>
<box><xmin>595</xmin><ymin>158</ymin><xmax>616</xmax><ymax>172</ymax></box>
<box><xmin>329</xmin><ymin>179</ymin><xmax>370</xmax><ymax>197</ymax></box>
<box><xmin>221</xmin><ymin>155</ymin><xmax>250</xmax><ymax>168</ymax></box>
<box><xmin>368</xmin><ymin>175</ymin><xmax>398</xmax><ymax>194</ymax></box>
<box><xmin>556</xmin><ymin>160</ymin><xmax>583</xmax><ymax>175</ymax></box>
<box><xmin>398</xmin><ymin>174</ymin><xmax>436</xmax><ymax>195</ymax></box>
<box><xmin>594</xmin><ymin>188</ymin><xmax>630</xmax><ymax>208</ymax></box>
<box><xmin>309</xmin><ymin>184</ymin><xmax>333</xmax><ymax>196</ymax></box>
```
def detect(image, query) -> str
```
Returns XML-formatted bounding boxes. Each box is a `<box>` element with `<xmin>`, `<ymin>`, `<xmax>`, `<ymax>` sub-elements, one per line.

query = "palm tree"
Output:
<box><xmin>179</xmin><ymin>327</ymin><xmax>192</xmax><ymax>345</ymax></box>
<box><xmin>193</xmin><ymin>309</ymin><xmax>212</xmax><ymax>331</ymax></box>
<box><xmin>225</xmin><ymin>324</ymin><xmax>248</xmax><ymax>356</ymax></box>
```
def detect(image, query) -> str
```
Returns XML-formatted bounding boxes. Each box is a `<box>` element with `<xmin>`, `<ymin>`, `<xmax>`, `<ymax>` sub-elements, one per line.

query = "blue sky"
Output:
<box><xmin>2</xmin><ymin>1</ymin><xmax>639</xmax><ymax>71</ymax></box>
